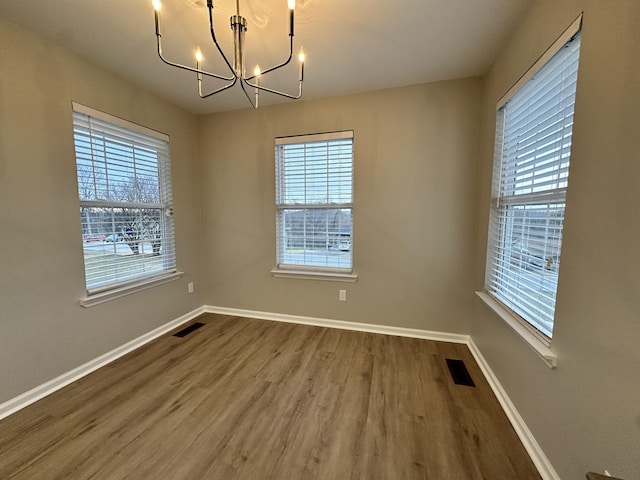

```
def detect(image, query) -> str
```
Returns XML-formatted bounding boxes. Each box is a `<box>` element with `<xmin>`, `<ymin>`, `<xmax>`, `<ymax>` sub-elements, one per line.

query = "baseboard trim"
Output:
<box><xmin>0</xmin><ymin>306</ymin><xmax>206</xmax><ymax>422</ymax></box>
<box><xmin>204</xmin><ymin>305</ymin><xmax>470</xmax><ymax>344</ymax></box>
<box><xmin>467</xmin><ymin>338</ymin><xmax>561</xmax><ymax>480</ymax></box>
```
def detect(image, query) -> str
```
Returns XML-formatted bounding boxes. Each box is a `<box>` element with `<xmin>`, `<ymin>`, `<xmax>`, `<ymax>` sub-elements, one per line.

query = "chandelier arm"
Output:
<box><xmin>244</xmin><ymin>30</ymin><xmax>294</xmax><ymax>82</ymax></box>
<box><xmin>239</xmin><ymin>79</ymin><xmax>258</xmax><ymax>109</ymax></box>
<box><xmin>244</xmin><ymin>78</ymin><xmax>303</xmax><ymax>100</ymax></box>
<box><xmin>198</xmin><ymin>77</ymin><xmax>238</xmax><ymax>99</ymax></box>
<box><xmin>157</xmin><ymin>36</ymin><xmax>234</xmax><ymax>81</ymax></box>
<box><xmin>207</xmin><ymin>2</ymin><xmax>237</xmax><ymax>77</ymax></box>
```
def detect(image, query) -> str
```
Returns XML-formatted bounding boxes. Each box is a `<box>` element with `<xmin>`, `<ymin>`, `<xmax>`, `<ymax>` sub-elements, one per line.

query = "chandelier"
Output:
<box><xmin>152</xmin><ymin>0</ymin><xmax>305</xmax><ymax>108</ymax></box>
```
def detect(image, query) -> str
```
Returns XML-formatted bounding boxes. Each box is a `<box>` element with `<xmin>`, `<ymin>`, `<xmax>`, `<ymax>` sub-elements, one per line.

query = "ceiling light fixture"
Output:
<box><xmin>152</xmin><ymin>0</ymin><xmax>305</xmax><ymax>109</ymax></box>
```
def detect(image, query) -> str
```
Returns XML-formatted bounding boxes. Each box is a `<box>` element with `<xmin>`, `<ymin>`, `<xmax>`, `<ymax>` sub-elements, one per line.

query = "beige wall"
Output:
<box><xmin>472</xmin><ymin>1</ymin><xmax>640</xmax><ymax>478</ymax></box>
<box><xmin>198</xmin><ymin>79</ymin><xmax>483</xmax><ymax>333</ymax></box>
<box><xmin>0</xmin><ymin>18</ymin><xmax>204</xmax><ymax>402</ymax></box>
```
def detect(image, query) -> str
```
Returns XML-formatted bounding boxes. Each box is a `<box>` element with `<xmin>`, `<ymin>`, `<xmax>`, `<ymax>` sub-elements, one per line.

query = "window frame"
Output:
<box><xmin>72</xmin><ymin>103</ymin><xmax>180</xmax><ymax>305</ymax></box>
<box><xmin>272</xmin><ymin>131</ymin><xmax>356</xmax><ymax>281</ymax></box>
<box><xmin>483</xmin><ymin>16</ymin><xmax>582</xmax><ymax>348</ymax></box>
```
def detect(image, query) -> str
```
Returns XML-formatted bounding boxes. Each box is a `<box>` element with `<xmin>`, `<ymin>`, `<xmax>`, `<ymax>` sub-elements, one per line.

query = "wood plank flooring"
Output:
<box><xmin>0</xmin><ymin>314</ymin><xmax>541</xmax><ymax>479</ymax></box>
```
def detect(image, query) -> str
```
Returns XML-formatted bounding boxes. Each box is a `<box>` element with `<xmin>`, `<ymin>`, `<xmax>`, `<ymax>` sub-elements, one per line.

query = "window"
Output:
<box><xmin>485</xmin><ymin>20</ymin><xmax>581</xmax><ymax>341</ymax></box>
<box><xmin>275</xmin><ymin>131</ymin><xmax>354</xmax><ymax>276</ymax></box>
<box><xmin>72</xmin><ymin>103</ymin><xmax>176</xmax><ymax>297</ymax></box>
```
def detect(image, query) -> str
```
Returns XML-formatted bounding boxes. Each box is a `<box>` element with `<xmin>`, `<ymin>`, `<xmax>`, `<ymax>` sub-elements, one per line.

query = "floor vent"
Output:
<box><xmin>445</xmin><ymin>358</ymin><xmax>475</xmax><ymax>387</ymax></box>
<box><xmin>173</xmin><ymin>322</ymin><xmax>205</xmax><ymax>338</ymax></box>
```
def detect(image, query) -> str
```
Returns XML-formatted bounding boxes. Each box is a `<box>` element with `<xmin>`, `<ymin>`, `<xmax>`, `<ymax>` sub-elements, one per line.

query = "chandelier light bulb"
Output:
<box><xmin>288</xmin><ymin>0</ymin><xmax>296</xmax><ymax>10</ymax></box>
<box><xmin>195</xmin><ymin>48</ymin><xmax>203</xmax><ymax>63</ymax></box>
<box><xmin>152</xmin><ymin>0</ymin><xmax>162</xmax><ymax>12</ymax></box>
<box><xmin>297</xmin><ymin>47</ymin><xmax>305</xmax><ymax>82</ymax></box>
<box><xmin>254</xmin><ymin>64</ymin><xmax>261</xmax><ymax>76</ymax></box>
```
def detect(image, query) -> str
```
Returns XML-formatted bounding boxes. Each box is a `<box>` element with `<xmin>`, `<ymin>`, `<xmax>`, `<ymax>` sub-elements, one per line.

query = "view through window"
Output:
<box><xmin>275</xmin><ymin>131</ymin><xmax>354</xmax><ymax>273</ymax></box>
<box><xmin>486</xmin><ymin>26</ymin><xmax>581</xmax><ymax>339</ymax></box>
<box><xmin>72</xmin><ymin>104</ymin><xmax>176</xmax><ymax>293</ymax></box>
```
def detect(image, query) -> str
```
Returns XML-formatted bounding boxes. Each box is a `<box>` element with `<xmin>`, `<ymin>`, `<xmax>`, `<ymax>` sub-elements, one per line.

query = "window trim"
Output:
<box><xmin>483</xmin><ymin>15</ymin><xmax>582</xmax><ymax>348</ymax></box>
<box><xmin>80</xmin><ymin>271</ymin><xmax>183</xmax><ymax>308</ymax></box>
<box><xmin>72</xmin><ymin>102</ymin><xmax>169</xmax><ymax>143</ymax></box>
<box><xmin>72</xmin><ymin>103</ymin><xmax>177</xmax><ymax>299</ymax></box>
<box><xmin>475</xmin><ymin>291</ymin><xmax>557</xmax><ymax>368</ymax></box>
<box><xmin>274</xmin><ymin>130</ymin><xmax>355</xmax><ymax>278</ymax></box>
<box><xmin>496</xmin><ymin>15</ymin><xmax>582</xmax><ymax>108</ymax></box>
<box><xmin>270</xmin><ymin>268</ymin><xmax>358</xmax><ymax>282</ymax></box>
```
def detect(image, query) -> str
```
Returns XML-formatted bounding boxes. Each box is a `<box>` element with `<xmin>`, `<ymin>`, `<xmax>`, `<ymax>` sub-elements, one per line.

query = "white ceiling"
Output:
<box><xmin>0</xmin><ymin>0</ymin><xmax>531</xmax><ymax>114</ymax></box>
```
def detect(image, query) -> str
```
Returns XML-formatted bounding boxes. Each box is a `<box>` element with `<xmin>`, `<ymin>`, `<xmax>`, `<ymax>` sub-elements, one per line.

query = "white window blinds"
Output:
<box><xmin>72</xmin><ymin>104</ymin><xmax>176</xmax><ymax>293</ymax></box>
<box><xmin>275</xmin><ymin>131</ymin><xmax>354</xmax><ymax>272</ymax></box>
<box><xmin>486</xmin><ymin>25</ymin><xmax>581</xmax><ymax>340</ymax></box>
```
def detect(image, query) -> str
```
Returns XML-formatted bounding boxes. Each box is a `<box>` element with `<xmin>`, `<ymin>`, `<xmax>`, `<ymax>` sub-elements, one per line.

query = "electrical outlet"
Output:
<box><xmin>339</xmin><ymin>289</ymin><xmax>346</xmax><ymax>301</ymax></box>
<box><xmin>187</xmin><ymin>282</ymin><xmax>194</xmax><ymax>294</ymax></box>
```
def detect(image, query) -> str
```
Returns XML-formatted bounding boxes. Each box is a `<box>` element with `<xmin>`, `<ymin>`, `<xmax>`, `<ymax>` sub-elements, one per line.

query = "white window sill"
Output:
<box><xmin>475</xmin><ymin>291</ymin><xmax>557</xmax><ymax>369</ymax></box>
<box><xmin>271</xmin><ymin>269</ymin><xmax>358</xmax><ymax>282</ymax></box>
<box><xmin>80</xmin><ymin>271</ymin><xmax>184</xmax><ymax>307</ymax></box>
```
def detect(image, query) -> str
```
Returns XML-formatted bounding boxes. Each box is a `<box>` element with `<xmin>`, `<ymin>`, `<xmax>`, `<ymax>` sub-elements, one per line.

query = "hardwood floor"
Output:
<box><xmin>0</xmin><ymin>314</ymin><xmax>541</xmax><ymax>479</ymax></box>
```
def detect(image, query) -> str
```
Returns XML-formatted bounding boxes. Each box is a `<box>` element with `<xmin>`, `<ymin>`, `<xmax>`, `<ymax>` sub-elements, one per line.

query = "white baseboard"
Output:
<box><xmin>0</xmin><ymin>304</ymin><xmax>558</xmax><ymax>480</ymax></box>
<box><xmin>467</xmin><ymin>338</ymin><xmax>561</xmax><ymax>480</ymax></box>
<box><xmin>204</xmin><ymin>305</ymin><xmax>470</xmax><ymax>344</ymax></box>
<box><xmin>0</xmin><ymin>306</ymin><xmax>206</xmax><ymax>422</ymax></box>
